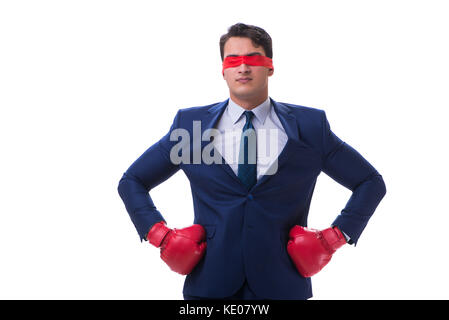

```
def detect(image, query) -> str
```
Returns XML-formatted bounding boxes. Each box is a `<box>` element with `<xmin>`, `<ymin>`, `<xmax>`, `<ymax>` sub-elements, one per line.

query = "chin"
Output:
<box><xmin>232</xmin><ymin>87</ymin><xmax>257</xmax><ymax>97</ymax></box>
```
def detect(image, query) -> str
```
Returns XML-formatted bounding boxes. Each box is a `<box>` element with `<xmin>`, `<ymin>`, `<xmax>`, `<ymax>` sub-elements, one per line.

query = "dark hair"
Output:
<box><xmin>219</xmin><ymin>23</ymin><xmax>273</xmax><ymax>60</ymax></box>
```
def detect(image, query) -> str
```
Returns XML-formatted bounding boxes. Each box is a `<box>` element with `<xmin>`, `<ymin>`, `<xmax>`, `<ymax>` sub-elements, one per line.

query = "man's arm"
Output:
<box><xmin>117</xmin><ymin>110</ymin><xmax>181</xmax><ymax>241</ymax></box>
<box><xmin>320</xmin><ymin>111</ymin><xmax>387</xmax><ymax>245</ymax></box>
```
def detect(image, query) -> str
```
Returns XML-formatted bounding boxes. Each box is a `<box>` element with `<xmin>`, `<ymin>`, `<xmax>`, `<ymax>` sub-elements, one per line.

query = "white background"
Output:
<box><xmin>1</xmin><ymin>0</ymin><xmax>448</xmax><ymax>300</ymax></box>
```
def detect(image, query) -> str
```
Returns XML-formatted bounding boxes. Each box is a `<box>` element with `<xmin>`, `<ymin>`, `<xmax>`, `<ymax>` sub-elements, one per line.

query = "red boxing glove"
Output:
<box><xmin>287</xmin><ymin>225</ymin><xmax>346</xmax><ymax>278</ymax></box>
<box><xmin>147</xmin><ymin>221</ymin><xmax>207</xmax><ymax>275</ymax></box>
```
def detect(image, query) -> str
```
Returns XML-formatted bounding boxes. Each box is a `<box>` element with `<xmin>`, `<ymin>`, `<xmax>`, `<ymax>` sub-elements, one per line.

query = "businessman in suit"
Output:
<box><xmin>118</xmin><ymin>23</ymin><xmax>386</xmax><ymax>300</ymax></box>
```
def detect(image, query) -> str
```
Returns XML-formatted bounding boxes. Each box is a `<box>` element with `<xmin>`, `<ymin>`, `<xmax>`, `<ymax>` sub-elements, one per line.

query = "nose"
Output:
<box><xmin>237</xmin><ymin>63</ymin><xmax>251</xmax><ymax>73</ymax></box>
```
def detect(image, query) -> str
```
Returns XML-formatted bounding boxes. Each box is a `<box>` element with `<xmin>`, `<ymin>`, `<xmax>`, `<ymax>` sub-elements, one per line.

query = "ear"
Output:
<box><xmin>268</xmin><ymin>68</ymin><xmax>274</xmax><ymax>77</ymax></box>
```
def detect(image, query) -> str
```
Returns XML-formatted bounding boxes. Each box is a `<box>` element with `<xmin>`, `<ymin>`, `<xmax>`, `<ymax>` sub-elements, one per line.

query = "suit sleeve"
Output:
<box><xmin>117</xmin><ymin>110</ymin><xmax>181</xmax><ymax>241</ymax></box>
<box><xmin>320</xmin><ymin>111</ymin><xmax>386</xmax><ymax>245</ymax></box>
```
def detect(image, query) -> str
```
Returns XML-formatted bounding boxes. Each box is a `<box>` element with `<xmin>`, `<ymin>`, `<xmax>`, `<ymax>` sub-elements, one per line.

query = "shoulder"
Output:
<box><xmin>273</xmin><ymin>101</ymin><xmax>328</xmax><ymax>130</ymax></box>
<box><xmin>168</xmin><ymin>101</ymin><xmax>224</xmax><ymax>125</ymax></box>
<box><xmin>273</xmin><ymin>101</ymin><xmax>330</xmax><ymax>150</ymax></box>
<box><xmin>177</xmin><ymin>101</ymin><xmax>225</xmax><ymax>116</ymax></box>
<box><xmin>276</xmin><ymin>101</ymin><xmax>326</xmax><ymax>119</ymax></box>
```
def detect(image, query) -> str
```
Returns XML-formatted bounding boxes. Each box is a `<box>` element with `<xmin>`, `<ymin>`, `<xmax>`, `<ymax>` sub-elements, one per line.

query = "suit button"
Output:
<box><xmin>247</xmin><ymin>194</ymin><xmax>253</xmax><ymax>200</ymax></box>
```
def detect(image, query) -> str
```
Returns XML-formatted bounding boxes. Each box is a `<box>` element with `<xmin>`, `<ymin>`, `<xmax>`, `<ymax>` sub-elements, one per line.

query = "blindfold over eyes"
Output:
<box><xmin>222</xmin><ymin>55</ymin><xmax>274</xmax><ymax>73</ymax></box>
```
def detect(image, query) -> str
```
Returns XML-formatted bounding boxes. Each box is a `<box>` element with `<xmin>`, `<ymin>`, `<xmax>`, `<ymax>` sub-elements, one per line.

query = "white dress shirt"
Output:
<box><xmin>213</xmin><ymin>97</ymin><xmax>288</xmax><ymax>180</ymax></box>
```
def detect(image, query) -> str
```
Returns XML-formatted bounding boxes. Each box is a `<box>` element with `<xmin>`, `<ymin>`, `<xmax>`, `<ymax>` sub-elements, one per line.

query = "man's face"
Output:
<box><xmin>222</xmin><ymin>37</ymin><xmax>274</xmax><ymax>103</ymax></box>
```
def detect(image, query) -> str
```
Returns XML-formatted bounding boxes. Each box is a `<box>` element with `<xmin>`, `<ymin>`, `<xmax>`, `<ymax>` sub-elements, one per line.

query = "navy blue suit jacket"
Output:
<box><xmin>118</xmin><ymin>98</ymin><xmax>386</xmax><ymax>299</ymax></box>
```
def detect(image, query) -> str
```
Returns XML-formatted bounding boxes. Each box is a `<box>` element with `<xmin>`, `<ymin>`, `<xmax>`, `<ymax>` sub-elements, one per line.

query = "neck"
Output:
<box><xmin>229</xmin><ymin>93</ymin><xmax>269</xmax><ymax>110</ymax></box>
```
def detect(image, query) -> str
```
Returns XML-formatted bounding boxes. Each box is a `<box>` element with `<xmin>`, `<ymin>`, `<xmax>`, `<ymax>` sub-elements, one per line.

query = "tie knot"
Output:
<box><xmin>243</xmin><ymin>111</ymin><xmax>255</xmax><ymax>122</ymax></box>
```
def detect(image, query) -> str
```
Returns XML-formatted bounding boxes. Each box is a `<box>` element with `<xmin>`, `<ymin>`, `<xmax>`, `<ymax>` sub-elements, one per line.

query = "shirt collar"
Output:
<box><xmin>227</xmin><ymin>97</ymin><xmax>271</xmax><ymax>125</ymax></box>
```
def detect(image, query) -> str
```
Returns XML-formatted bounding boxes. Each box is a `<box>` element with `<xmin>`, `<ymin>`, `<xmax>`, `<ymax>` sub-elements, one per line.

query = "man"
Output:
<box><xmin>118</xmin><ymin>23</ymin><xmax>386</xmax><ymax>300</ymax></box>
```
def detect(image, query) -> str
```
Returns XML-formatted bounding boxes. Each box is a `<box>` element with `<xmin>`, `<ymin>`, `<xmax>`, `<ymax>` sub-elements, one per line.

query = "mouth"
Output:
<box><xmin>236</xmin><ymin>77</ymin><xmax>252</xmax><ymax>84</ymax></box>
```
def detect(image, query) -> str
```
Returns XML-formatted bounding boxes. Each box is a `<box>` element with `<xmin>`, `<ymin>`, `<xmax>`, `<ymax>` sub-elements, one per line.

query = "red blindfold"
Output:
<box><xmin>222</xmin><ymin>55</ymin><xmax>274</xmax><ymax>74</ymax></box>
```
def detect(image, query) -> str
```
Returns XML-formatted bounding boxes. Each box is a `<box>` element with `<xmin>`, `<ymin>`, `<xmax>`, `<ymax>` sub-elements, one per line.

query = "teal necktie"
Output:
<box><xmin>238</xmin><ymin>111</ymin><xmax>257</xmax><ymax>190</ymax></box>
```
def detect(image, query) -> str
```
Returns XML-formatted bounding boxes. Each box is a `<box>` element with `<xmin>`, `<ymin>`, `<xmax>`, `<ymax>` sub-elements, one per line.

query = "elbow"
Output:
<box><xmin>117</xmin><ymin>172</ymin><xmax>149</xmax><ymax>200</ymax></box>
<box><xmin>375</xmin><ymin>173</ymin><xmax>387</xmax><ymax>200</ymax></box>
<box><xmin>353</xmin><ymin>171</ymin><xmax>387</xmax><ymax>202</ymax></box>
<box><xmin>117</xmin><ymin>173</ymin><xmax>129</xmax><ymax>200</ymax></box>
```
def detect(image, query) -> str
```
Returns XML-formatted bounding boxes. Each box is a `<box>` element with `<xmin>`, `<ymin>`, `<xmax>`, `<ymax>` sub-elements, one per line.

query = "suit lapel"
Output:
<box><xmin>200</xmin><ymin>99</ymin><xmax>228</xmax><ymax>136</ymax></box>
<box><xmin>199</xmin><ymin>99</ymin><xmax>245</xmax><ymax>186</ymax></box>
<box><xmin>271</xmin><ymin>98</ymin><xmax>299</xmax><ymax>141</ymax></box>
<box><xmin>252</xmin><ymin>99</ymin><xmax>313</xmax><ymax>189</ymax></box>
